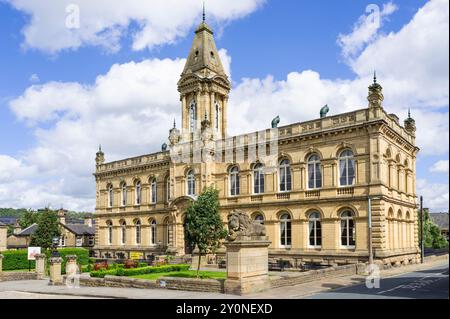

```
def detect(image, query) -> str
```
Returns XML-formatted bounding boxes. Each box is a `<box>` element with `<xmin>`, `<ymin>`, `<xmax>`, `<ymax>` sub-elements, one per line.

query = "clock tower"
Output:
<box><xmin>177</xmin><ymin>16</ymin><xmax>231</xmax><ymax>140</ymax></box>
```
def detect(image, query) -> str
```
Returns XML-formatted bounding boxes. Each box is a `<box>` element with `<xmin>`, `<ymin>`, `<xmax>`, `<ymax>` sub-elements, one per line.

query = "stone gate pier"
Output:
<box><xmin>224</xmin><ymin>210</ymin><xmax>271</xmax><ymax>295</ymax></box>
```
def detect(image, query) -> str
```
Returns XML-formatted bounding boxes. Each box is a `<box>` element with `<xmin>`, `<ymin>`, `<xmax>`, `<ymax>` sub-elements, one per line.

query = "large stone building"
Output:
<box><xmin>93</xmin><ymin>17</ymin><xmax>420</xmax><ymax>266</ymax></box>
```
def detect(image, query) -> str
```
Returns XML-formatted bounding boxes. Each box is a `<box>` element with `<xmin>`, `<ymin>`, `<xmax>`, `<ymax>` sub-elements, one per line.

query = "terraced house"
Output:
<box><xmin>92</xmin><ymin>17</ymin><xmax>420</xmax><ymax>267</ymax></box>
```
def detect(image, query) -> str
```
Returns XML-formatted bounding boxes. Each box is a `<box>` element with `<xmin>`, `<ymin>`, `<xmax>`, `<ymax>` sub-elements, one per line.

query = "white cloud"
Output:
<box><xmin>2</xmin><ymin>0</ymin><xmax>448</xmax><ymax>213</ymax></box>
<box><xmin>417</xmin><ymin>179</ymin><xmax>449</xmax><ymax>212</ymax></box>
<box><xmin>430</xmin><ymin>160</ymin><xmax>449</xmax><ymax>174</ymax></box>
<box><xmin>338</xmin><ymin>2</ymin><xmax>398</xmax><ymax>62</ymax></box>
<box><xmin>5</xmin><ymin>0</ymin><xmax>265</xmax><ymax>54</ymax></box>
<box><xmin>29</xmin><ymin>73</ymin><xmax>39</xmax><ymax>83</ymax></box>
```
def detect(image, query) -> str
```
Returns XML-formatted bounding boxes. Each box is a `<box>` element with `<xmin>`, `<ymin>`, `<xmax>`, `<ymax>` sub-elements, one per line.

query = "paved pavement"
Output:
<box><xmin>306</xmin><ymin>263</ymin><xmax>449</xmax><ymax>299</ymax></box>
<box><xmin>0</xmin><ymin>257</ymin><xmax>447</xmax><ymax>299</ymax></box>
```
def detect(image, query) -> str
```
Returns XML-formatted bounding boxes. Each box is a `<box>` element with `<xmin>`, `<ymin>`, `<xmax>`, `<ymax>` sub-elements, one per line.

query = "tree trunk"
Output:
<box><xmin>197</xmin><ymin>250</ymin><xmax>202</xmax><ymax>278</ymax></box>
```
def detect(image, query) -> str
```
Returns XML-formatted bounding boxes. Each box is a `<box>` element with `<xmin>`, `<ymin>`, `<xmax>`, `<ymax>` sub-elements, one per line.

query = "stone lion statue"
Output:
<box><xmin>227</xmin><ymin>210</ymin><xmax>266</xmax><ymax>241</ymax></box>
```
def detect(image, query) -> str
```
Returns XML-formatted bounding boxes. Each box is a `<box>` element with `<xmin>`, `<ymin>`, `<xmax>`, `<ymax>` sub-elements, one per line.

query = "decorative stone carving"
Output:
<box><xmin>227</xmin><ymin>210</ymin><xmax>266</xmax><ymax>241</ymax></box>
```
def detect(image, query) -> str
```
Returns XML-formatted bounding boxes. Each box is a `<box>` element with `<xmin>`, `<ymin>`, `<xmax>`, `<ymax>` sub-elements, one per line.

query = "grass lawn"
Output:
<box><xmin>131</xmin><ymin>270</ymin><xmax>226</xmax><ymax>280</ymax></box>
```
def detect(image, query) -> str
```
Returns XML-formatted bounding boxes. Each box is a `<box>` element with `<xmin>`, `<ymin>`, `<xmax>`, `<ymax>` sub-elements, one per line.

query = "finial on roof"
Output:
<box><xmin>203</xmin><ymin>1</ymin><xmax>206</xmax><ymax>22</ymax></box>
<box><xmin>173</xmin><ymin>118</ymin><xmax>176</xmax><ymax>128</ymax></box>
<box><xmin>408</xmin><ymin>108</ymin><xmax>411</xmax><ymax>119</ymax></box>
<box><xmin>373</xmin><ymin>71</ymin><xmax>377</xmax><ymax>84</ymax></box>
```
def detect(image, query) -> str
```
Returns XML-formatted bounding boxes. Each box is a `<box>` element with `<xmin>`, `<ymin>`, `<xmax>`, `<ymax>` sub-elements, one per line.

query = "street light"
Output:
<box><xmin>51</xmin><ymin>236</ymin><xmax>61</xmax><ymax>257</ymax></box>
<box><xmin>368</xmin><ymin>196</ymin><xmax>381</xmax><ymax>266</ymax></box>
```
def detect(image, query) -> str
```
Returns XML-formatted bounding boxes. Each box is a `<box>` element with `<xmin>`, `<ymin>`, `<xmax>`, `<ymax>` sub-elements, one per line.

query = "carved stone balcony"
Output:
<box><xmin>277</xmin><ymin>193</ymin><xmax>291</xmax><ymax>200</ymax></box>
<box><xmin>305</xmin><ymin>190</ymin><xmax>320</xmax><ymax>198</ymax></box>
<box><xmin>337</xmin><ymin>187</ymin><xmax>354</xmax><ymax>195</ymax></box>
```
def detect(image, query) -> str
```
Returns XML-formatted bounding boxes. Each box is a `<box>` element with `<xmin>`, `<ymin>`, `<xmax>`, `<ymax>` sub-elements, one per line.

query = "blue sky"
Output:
<box><xmin>0</xmin><ymin>0</ymin><xmax>448</xmax><ymax>212</ymax></box>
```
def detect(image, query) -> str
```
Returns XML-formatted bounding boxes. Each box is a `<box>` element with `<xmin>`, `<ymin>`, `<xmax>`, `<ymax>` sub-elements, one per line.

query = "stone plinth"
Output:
<box><xmin>224</xmin><ymin>236</ymin><xmax>271</xmax><ymax>295</ymax></box>
<box><xmin>0</xmin><ymin>254</ymin><xmax>3</xmax><ymax>273</ymax></box>
<box><xmin>49</xmin><ymin>257</ymin><xmax>63</xmax><ymax>286</ymax></box>
<box><xmin>35</xmin><ymin>254</ymin><xmax>47</xmax><ymax>279</ymax></box>
<box><xmin>65</xmin><ymin>255</ymin><xmax>78</xmax><ymax>276</ymax></box>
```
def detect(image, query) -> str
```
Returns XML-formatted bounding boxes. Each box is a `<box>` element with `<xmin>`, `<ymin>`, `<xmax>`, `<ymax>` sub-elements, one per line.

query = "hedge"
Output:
<box><xmin>1</xmin><ymin>248</ymin><xmax>89</xmax><ymax>271</ymax></box>
<box><xmin>1</xmin><ymin>250</ymin><xmax>35</xmax><ymax>270</ymax></box>
<box><xmin>90</xmin><ymin>264</ymin><xmax>190</xmax><ymax>278</ymax></box>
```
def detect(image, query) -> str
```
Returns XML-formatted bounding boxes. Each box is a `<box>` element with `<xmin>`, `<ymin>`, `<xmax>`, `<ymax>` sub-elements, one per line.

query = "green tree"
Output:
<box><xmin>30</xmin><ymin>208</ymin><xmax>60</xmax><ymax>249</ymax></box>
<box><xmin>420</xmin><ymin>209</ymin><xmax>448</xmax><ymax>249</ymax></box>
<box><xmin>184</xmin><ymin>187</ymin><xmax>228</xmax><ymax>277</ymax></box>
<box><xmin>19</xmin><ymin>209</ymin><xmax>38</xmax><ymax>229</ymax></box>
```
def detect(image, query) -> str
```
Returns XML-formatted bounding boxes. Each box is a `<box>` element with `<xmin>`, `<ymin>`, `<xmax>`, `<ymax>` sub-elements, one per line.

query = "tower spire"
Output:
<box><xmin>202</xmin><ymin>1</ymin><xmax>206</xmax><ymax>22</ymax></box>
<box><xmin>408</xmin><ymin>108</ymin><xmax>411</xmax><ymax>119</ymax></box>
<box><xmin>373</xmin><ymin>71</ymin><xmax>377</xmax><ymax>84</ymax></box>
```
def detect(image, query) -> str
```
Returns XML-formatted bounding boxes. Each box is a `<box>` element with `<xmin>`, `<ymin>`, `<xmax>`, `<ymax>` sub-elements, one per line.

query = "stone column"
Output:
<box><xmin>0</xmin><ymin>254</ymin><xmax>3</xmax><ymax>273</ymax></box>
<box><xmin>49</xmin><ymin>257</ymin><xmax>63</xmax><ymax>286</ymax></box>
<box><xmin>65</xmin><ymin>255</ymin><xmax>78</xmax><ymax>277</ymax></box>
<box><xmin>35</xmin><ymin>254</ymin><xmax>47</xmax><ymax>279</ymax></box>
<box><xmin>224</xmin><ymin>236</ymin><xmax>271</xmax><ymax>295</ymax></box>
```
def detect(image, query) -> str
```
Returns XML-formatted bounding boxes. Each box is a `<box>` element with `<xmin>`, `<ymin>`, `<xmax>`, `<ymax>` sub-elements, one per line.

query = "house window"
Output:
<box><xmin>253</xmin><ymin>163</ymin><xmax>265</xmax><ymax>194</ymax></box>
<box><xmin>135</xmin><ymin>220</ymin><xmax>141</xmax><ymax>245</ymax></box>
<box><xmin>150</xmin><ymin>220</ymin><xmax>157</xmax><ymax>245</ymax></box>
<box><xmin>135</xmin><ymin>181</ymin><xmax>142</xmax><ymax>205</ymax></box>
<box><xmin>121</xmin><ymin>182</ymin><xmax>127</xmax><ymax>206</ymax></box>
<box><xmin>308</xmin><ymin>212</ymin><xmax>322</xmax><ymax>247</ymax></box>
<box><xmin>187</xmin><ymin>170</ymin><xmax>195</xmax><ymax>196</ymax></box>
<box><xmin>189</xmin><ymin>101</ymin><xmax>197</xmax><ymax>132</ymax></box>
<box><xmin>307</xmin><ymin>154</ymin><xmax>322</xmax><ymax>189</ymax></box>
<box><xmin>59</xmin><ymin>235</ymin><xmax>66</xmax><ymax>247</ymax></box>
<box><xmin>150</xmin><ymin>178</ymin><xmax>157</xmax><ymax>204</ymax></box>
<box><xmin>279</xmin><ymin>159</ymin><xmax>292</xmax><ymax>192</ymax></box>
<box><xmin>280</xmin><ymin>213</ymin><xmax>292</xmax><ymax>247</ymax></box>
<box><xmin>108</xmin><ymin>184</ymin><xmax>114</xmax><ymax>207</ymax></box>
<box><xmin>339</xmin><ymin>150</ymin><xmax>355</xmax><ymax>186</ymax></box>
<box><xmin>229</xmin><ymin>166</ymin><xmax>240</xmax><ymax>196</ymax></box>
<box><xmin>340</xmin><ymin>211</ymin><xmax>356</xmax><ymax>247</ymax></box>
<box><xmin>121</xmin><ymin>221</ymin><xmax>127</xmax><ymax>245</ymax></box>
<box><xmin>76</xmin><ymin>237</ymin><xmax>83</xmax><ymax>247</ymax></box>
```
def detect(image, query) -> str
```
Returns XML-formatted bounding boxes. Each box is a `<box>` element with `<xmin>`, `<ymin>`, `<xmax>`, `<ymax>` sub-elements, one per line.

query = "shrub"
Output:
<box><xmin>89</xmin><ymin>264</ymin><xmax>190</xmax><ymax>278</ymax></box>
<box><xmin>44</xmin><ymin>248</ymin><xmax>90</xmax><ymax>274</ymax></box>
<box><xmin>1</xmin><ymin>250</ymin><xmax>35</xmax><ymax>271</ymax></box>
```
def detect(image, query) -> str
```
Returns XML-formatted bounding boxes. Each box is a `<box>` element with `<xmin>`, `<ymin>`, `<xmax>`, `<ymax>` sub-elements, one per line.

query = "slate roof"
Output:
<box><xmin>63</xmin><ymin>224</ymin><xmax>95</xmax><ymax>236</ymax></box>
<box><xmin>0</xmin><ymin>221</ymin><xmax>6</xmax><ymax>227</ymax></box>
<box><xmin>16</xmin><ymin>223</ymin><xmax>38</xmax><ymax>236</ymax></box>
<box><xmin>0</xmin><ymin>217</ymin><xmax>18</xmax><ymax>225</ymax></box>
<box><xmin>430</xmin><ymin>213</ymin><xmax>449</xmax><ymax>230</ymax></box>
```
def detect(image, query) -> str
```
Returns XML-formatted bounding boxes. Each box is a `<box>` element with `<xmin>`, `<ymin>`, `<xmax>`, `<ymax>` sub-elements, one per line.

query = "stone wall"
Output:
<box><xmin>159</xmin><ymin>276</ymin><xmax>224</xmax><ymax>293</ymax></box>
<box><xmin>0</xmin><ymin>272</ymin><xmax>38</xmax><ymax>282</ymax></box>
<box><xmin>270</xmin><ymin>264</ymin><xmax>357</xmax><ymax>289</ymax></box>
<box><xmin>74</xmin><ymin>275</ymin><xmax>159</xmax><ymax>289</ymax></box>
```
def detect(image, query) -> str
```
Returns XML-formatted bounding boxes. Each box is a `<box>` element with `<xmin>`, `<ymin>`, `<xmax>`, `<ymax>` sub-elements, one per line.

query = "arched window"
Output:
<box><xmin>107</xmin><ymin>221</ymin><xmax>113</xmax><ymax>245</ymax></box>
<box><xmin>120</xmin><ymin>182</ymin><xmax>127</xmax><ymax>206</ymax></box>
<box><xmin>308</xmin><ymin>154</ymin><xmax>322</xmax><ymax>189</ymax></box>
<box><xmin>229</xmin><ymin>166</ymin><xmax>240</xmax><ymax>196</ymax></box>
<box><xmin>150</xmin><ymin>220</ymin><xmax>157</xmax><ymax>245</ymax></box>
<box><xmin>280</xmin><ymin>213</ymin><xmax>292</xmax><ymax>247</ymax></box>
<box><xmin>166</xmin><ymin>177</ymin><xmax>171</xmax><ymax>202</ymax></box>
<box><xmin>135</xmin><ymin>181</ymin><xmax>142</xmax><ymax>205</ymax></box>
<box><xmin>308</xmin><ymin>212</ymin><xmax>322</xmax><ymax>247</ymax></box>
<box><xmin>253</xmin><ymin>163</ymin><xmax>265</xmax><ymax>194</ymax></box>
<box><xmin>108</xmin><ymin>184</ymin><xmax>114</xmax><ymax>207</ymax></box>
<box><xmin>121</xmin><ymin>221</ymin><xmax>127</xmax><ymax>245</ymax></box>
<box><xmin>189</xmin><ymin>100</ymin><xmax>197</xmax><ymax>132</ymax></box>
<box><xmin>215</xmin><ymin>101</ymin><xmax>221</xmax><ymax>132</ymax></box>
<box><xmin>340</xmin><ymin>211</ymin><xmax>355</xmax><ymax>247</ymax></box>
<box><xmin>135</xmin><ymin>220</ymin><xmax>141</xmax><ymax>245</ymax></box>
<box><xmin>164</xmin><ymin>218</ymin><xmax>170</xmax><ymax>246</ymax></box>
<box><xmin>187</xmin><ymin>170</ymin><xmax>195</xmax><ymax>196</ymax></box>
<box><xmin>150</xmin><ymin>178</ymin><xmax>157</xmax><ymax>204</ymax></box>
<box><xmin>279</xmin><ymin>159</ymin><xmax>292</xmax><ymax>192</ymax></box>
<box><xmin>339</xmin><ymin>150</ymin><xmax>355</xmax><ymax>186</ymax></box>
<box><xmin>254</xmin><ymin>213</ymin><xmax>265</xmax><ymax>225</ymax></box>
